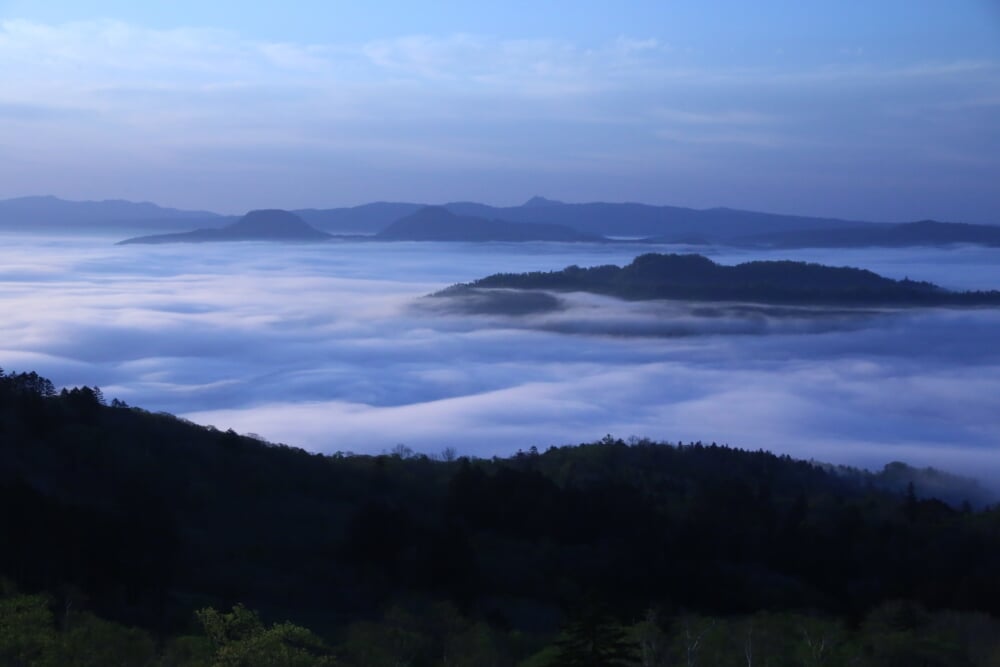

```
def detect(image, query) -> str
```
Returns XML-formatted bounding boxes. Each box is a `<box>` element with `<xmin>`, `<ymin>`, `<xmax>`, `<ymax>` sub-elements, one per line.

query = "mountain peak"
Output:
<box><xmin>377</xmin><ymin>205</ymin><xmax>597</xmax><ymax>242</ymax></box>
<box><xmin>522</xmin><ymin>196</ymin><xmax>564</xmax><ymax>208</ymax></box>
<box><xmin>118</xmin><ymin>209</ymin><xmax>330</xmax><ymax>244</ymax></box>
<box><xmin>227</xmin><ymin>209</ymin><xmax>328</xmax><ymax>238</ymax></box>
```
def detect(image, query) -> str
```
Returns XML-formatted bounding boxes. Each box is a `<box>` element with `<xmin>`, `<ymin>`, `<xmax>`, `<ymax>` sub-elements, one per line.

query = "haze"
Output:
<box><xmin>1</xmin><ymin>1</ymin><xmax>999</xmax><ymax>222</ymax></box>
<box><xmin>0</xmin><ymin>234</ymin><xmax>997</xmax><ymax>486</ymax></box>
<box><xmin>2</xmin><ymin>2</ymin><xmax>1000</xmax><ymax>486</ymax></box>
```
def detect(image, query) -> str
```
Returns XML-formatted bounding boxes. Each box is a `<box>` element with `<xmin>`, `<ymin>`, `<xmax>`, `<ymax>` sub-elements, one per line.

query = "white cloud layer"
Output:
<box><xmin>2</xmin><ymin>233</ymin><xmax>999</xmax><ymax>489</ymax></box>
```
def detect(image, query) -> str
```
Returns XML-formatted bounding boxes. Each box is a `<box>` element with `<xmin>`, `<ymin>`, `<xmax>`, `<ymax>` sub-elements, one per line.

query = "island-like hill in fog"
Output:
<box><xmin>117</xmin><ymin>209</ymin><xmax>331</xmax><ymax>244</ymax></box>
<box><xmin>438</xmin><ymin>253</ymin><xmax>1000</xmax><ymax>307</ymax></box>
<box><xmin>375</xmin><ymin>205</ymin><xmax>602</xmax><ymax>242</ymax></box>
<box><xmin>294</xmin><ymin>201</ymin><xmax>424</xmax><ymax>234</ymax></box>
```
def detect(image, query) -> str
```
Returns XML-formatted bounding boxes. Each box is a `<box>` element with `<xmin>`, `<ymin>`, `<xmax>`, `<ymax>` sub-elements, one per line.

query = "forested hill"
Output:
<box><xmin>2</xmin><ymin>368</ymin><xmax>1000</xmax><ymax>664</ymax></box>
<box><xmin>454</xmin><ymin>253</ymin><xmax>1000</xmax><ymax>306</ymax></box>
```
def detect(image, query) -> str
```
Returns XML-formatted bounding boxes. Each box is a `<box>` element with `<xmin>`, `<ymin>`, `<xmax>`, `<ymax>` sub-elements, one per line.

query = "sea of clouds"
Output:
<box><xmin>2</xmin><ymin>233</ymin><xmax>999</xmax><ymax>486</ymax></box>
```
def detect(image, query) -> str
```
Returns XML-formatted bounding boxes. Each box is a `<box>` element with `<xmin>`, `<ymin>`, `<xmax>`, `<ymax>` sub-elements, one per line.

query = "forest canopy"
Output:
<box><xmin>2</xmin><ymin>368</ymin><xmax>1000</xmax><ymax>665</ymax></box>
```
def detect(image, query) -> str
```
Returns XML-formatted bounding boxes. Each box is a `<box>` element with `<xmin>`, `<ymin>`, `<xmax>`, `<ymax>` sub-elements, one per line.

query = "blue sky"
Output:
<box><xmin>1</xmin><ymin>1</ymin><xmax>998</xmax><ymax>221</ymax></box>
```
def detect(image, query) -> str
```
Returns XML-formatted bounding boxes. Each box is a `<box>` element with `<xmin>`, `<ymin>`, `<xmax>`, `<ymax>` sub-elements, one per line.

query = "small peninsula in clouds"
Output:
<box><xmin>437</xmin><ymin>253</ymin><xmax>1000</xmax><ymax>308</ymax></box>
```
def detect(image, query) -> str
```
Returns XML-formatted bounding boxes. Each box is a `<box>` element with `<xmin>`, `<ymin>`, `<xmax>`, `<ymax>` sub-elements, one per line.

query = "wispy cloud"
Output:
<box><xmin>0</xmin><ymin>19</ymin><xmax>997</xmax><ymax>218</ymax></box>
<box><xmin>3</xmin><ymin>19</ymin><xmax>994</xmax><ymax>114</ymax></box>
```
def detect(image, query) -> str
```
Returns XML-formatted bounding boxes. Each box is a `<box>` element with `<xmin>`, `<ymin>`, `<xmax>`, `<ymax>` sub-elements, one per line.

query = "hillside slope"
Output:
<box><xmin>2</xmin><ymin>368</ymin><xmax>998</xmax><ymax>641</ymax></box>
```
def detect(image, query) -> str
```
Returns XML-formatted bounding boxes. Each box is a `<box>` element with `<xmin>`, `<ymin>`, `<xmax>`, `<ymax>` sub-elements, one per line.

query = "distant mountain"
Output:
<box><xmin>118</xmin><ymin>209</ymin><xmax>330</xmax><ymax>244</ymax></box>
<box><xmin>436</xmin><ymin>200</ymin><xmax>880</xmax><ymax>240</ymax></box>
<box><xmin>522</xmin><ymin>195</ymin><xmax>565</xmax><ymax>207</ymax></box>
<box><xmin>296</xmin><ymin>196</ymin><xmax>872</xmax><ymax>240</ymax></box>
<box><xmin>440</xmin><ymin>253</ymin><xmax>1000</xmax><ymax>306</ymax></box>
<box><xmin>9</xmin><ymin>195</ymin><xmax>998</xmax><ymax>246</ymax></box>
<box><xmin>296</xmin><ymin>200</ymin><xmax>1000</xmax><ymax>245</ymax></box>
<box><xmin>737</xmin><ymin>220</ymin><xmax>1000</xmax><ymax>248</ymax></box>
<box><xmin>0</xmin><ymin>195</ymin><xmax>230</xmax><ymax>232</ymax></box>
<box><xmin>376</xmin><ymin>206</ymin><xmax>602</xmax><ymax>242</ymax></box>
<box><xmin>294</xmin><ymin>202</ymin><xmax>424</xmax><ymax>234</ymax></box>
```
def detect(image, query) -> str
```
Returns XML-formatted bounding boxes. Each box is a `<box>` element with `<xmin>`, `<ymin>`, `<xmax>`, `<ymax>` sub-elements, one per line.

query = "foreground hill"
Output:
<box><xmin>444</xmin><ymin>253</ymin><xmax>1000</xmax><ymax>307</ymax></box>
<box><xmin>2</xmin><ymin>366</ymin><xmax>999</xmax><ymax>655</ymax></box>
<box><xmin>376</xmin><ymin>206</ymin><xmax>602</xmax><ymax>242</ymax></box>
<box><xmin>117</xmin><ymin>209</ymin><xmax>331</xmax><ymax>244</ymax></box>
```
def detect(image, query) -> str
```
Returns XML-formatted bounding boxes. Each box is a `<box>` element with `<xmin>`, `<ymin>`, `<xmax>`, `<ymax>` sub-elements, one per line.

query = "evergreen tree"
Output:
<box><xmin>550</xmin><ymin>607</ymin><xmax>637</xmax><ymax>667</ymax></box>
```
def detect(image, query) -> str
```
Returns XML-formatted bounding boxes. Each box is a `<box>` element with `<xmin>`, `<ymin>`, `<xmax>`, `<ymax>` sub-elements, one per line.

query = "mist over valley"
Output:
<box><xmin>3</xmin><ymin>5</ymin><xmax>1000</xmax><ymax>661</ymax></box>
<box><xmin>3</xmin><ymin>228</ymin><xmax>999</xmax><ymax>490</ymax></box>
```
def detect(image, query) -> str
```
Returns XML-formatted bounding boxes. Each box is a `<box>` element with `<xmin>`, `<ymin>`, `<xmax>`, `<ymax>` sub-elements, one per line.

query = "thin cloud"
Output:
<box><xmin>3</xmin><ymin>20</ymin><xmax>995</xmax><ymax>110</ymax></box>
<box><xmin>0</xmin><ymin>19</ymin><xmax>997</xmax><ymax>219</ymax></box>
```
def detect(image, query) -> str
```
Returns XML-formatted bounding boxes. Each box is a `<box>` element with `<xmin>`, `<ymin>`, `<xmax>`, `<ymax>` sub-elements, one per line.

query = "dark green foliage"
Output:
<box><xmin>0</xmin><ymin>584</ymin><xmax>333</xmax><ymax>667</ymax></box>
<box><xmin>549</xmin><ymin>606</ymin><xmax>637</xmax><ymax>666</ymax></box>
<box><xmin>196</xmin><ymin>604</ymin><xmax>336</xmax><ymax>666</ymax></box>
<box><xmin>337</xmin><ymin>601</ymin><xmax>520</xmax><ymax>667</ymax></box>
<box><xmin>0</xmin><ymin>593</ymin><xmax>59</xmax><ymax>667</ymax></box>
<box><xmin>451</xmin><ymin>253</ymin><xmax>1000</xmax><ymax>305</ymax></box>
<box><xmin>3</xmin><ymin>369</ymin><xmax>1000</xmax><ymax>661</ymax></box>
<box><xmin>6</xmin><ymin>584</ymin><xmax>1000</xmax><ymax>666</ymax></box>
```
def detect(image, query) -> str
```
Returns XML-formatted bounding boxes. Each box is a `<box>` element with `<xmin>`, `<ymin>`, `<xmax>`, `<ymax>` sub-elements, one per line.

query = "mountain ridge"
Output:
<box><xmin>376</xmin><ymin>206</ymin><xmax>601</xmax><ymax>242</ymax></box>
<box><xmin>5</xmin><ymin>195</ymin><xmax>998</xmax><ymax>246</ymax></box>
<box><xmin>117</xmin><ymin>209</ymin><xmax>330</xmax><ymax>244</ymax></box>
<box><xmin>0</xmin><ymin>195</ymin><xmax>230</xmax><ymax>232</ymax></box>
<box><xmin>736</xmin><ymin>219</ymin><xmax>1000</xmax><ymax>248</ymax></box>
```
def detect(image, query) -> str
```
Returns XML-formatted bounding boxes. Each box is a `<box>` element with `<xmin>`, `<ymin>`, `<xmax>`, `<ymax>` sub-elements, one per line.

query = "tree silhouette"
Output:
<box><xmin>550</xmin><ymin>606</ymin><xmax>637</xmax><ymax>667</ymax></box>
<box><xmin>196</xmin><ymin>604</ymin><xmax>336</xmax><ymax>666</ymax></box>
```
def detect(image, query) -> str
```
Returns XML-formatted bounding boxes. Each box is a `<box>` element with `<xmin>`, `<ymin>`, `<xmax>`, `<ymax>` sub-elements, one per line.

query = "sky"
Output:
<box><xmin>1</xmin><ymin>1</ymin><xmax>999</xmax><ymax>221</ymax></box>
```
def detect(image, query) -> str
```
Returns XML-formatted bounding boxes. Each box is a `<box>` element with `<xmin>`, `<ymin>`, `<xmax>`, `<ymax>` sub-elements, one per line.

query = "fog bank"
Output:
<box><xmin>2</xmin><ymin>233</ymin><xmax>999</xmax><ymax>485</ymax></box>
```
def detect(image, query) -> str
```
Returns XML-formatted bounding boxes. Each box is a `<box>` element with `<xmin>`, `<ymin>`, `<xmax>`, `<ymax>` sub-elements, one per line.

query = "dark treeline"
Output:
<box><xmin>453</xmin><ymin>253</ymin><xmax>1000</xmax><ymax>306</ymax></box>
<box><xmin>3</xmin><ymin>368</ymin><xmax>1000</xmax><ymax>665</ymax></box>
